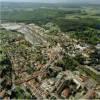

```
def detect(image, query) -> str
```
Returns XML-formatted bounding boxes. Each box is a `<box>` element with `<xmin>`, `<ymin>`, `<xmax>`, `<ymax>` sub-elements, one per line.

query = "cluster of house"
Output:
<box><xmin>0</xmin><ymin>22</ymin><xmax>100</xmax><ymax>99</ymax></box>
<box><xmin>39</xmin><ymin>70</ymin><xmax>99</xmax><ymax>99</ymax></box>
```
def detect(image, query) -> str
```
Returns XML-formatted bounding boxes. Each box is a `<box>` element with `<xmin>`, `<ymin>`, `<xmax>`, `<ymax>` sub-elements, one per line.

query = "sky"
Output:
<box><xmin>0</xmin><ymin>0</ymin><xmax>100</xmax><ymax>4</ymax></box>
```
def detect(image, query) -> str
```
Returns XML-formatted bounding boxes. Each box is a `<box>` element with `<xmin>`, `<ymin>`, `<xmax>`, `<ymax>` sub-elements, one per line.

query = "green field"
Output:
<box><xmin>1</xmin><ymin>3</ymin><xmax>100</xmax><ymax>45</ymax></box>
